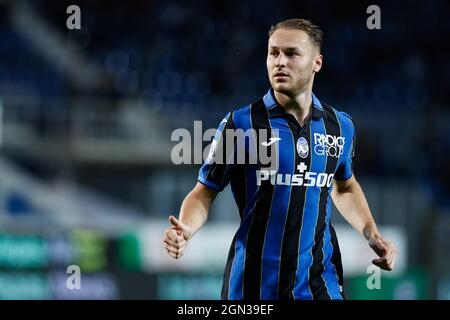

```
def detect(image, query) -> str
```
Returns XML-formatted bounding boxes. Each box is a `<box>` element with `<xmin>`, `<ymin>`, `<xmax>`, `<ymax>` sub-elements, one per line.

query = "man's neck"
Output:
<box><xmin>274</xmin><ymin>87</ymin><xmax>313</xmax><ymax>127</ymax></box>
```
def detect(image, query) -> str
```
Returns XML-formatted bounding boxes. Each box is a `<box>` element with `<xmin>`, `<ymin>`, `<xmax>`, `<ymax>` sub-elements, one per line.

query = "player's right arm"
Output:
<box><xmin>163</xmin><ymin>182</ymin><xmax>218</xmax><ymax>259</ymax></box>
<box><xmin>164</xmin><ymin>111</ymin><xmax>235</xmax><ymax>259</ymax></box>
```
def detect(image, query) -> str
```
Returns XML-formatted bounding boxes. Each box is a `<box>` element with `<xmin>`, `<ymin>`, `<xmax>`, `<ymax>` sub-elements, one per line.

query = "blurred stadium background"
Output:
<box><xmin>0</xmin><ymin>0</ymin><xmax>449</xmax><ymax>299</ymax></box>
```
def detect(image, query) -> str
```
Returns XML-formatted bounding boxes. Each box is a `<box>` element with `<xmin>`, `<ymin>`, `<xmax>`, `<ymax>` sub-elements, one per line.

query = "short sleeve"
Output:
<box><xmin>198</xmin><ymin>112</ymin><xmax>236</xmax><ymax>191</ymax></box>
<box><xmin>334</xmin><ymin>119</ymin><xmax>356</xmax><ymax>181</ymax></box>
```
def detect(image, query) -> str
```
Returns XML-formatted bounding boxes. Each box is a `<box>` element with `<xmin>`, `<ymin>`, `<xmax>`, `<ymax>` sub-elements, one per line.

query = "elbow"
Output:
<box><xmin>333</xmin><ymin>175</ymin><xmax>357</xmax><ymax>194</ymax></box>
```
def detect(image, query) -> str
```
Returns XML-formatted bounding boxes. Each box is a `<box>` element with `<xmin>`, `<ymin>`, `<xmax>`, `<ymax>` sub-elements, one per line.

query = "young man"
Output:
<box><xmin>163</xmin><ymin>19</ymin><xmax>397</xmax><ymax>300</ymax></box>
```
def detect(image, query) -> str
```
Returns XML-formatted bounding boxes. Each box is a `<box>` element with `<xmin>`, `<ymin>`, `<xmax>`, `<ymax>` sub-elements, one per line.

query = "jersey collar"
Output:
<box><xmin>263</xmin><ymin>88</ymin><xmax>326</xmax><ymax>119</ymax></box>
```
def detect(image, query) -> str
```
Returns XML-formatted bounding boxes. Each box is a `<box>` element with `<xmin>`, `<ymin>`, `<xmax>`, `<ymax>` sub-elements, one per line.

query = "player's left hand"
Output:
<box><xmin>368</xmin><ymin>236</ymin><xmax>397</xmax><ymax>271</ymax></box>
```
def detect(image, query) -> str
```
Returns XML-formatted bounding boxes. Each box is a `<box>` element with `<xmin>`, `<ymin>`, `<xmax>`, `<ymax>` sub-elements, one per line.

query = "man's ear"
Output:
<box><xmin>313</xmin><ymin>54</ymin><xmax>323</xmax><ymax>73</ymax></box>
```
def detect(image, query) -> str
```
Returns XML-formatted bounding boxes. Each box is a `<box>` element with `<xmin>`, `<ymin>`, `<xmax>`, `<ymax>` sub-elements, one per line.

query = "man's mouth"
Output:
<box><xmin>274</xmin><ymin>72</ymin><xmax>288</xmax><ymax>78</ymax></box>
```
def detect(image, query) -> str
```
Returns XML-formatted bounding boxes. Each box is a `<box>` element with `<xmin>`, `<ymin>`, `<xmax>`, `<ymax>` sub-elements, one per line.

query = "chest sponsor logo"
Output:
<box><xmin>313</xmin><ymin>133</ymin><xmax>345</xmax><ymax>158</ymax></box>
<box><xmin>256</xmin><ymin>162</ymin><xmax>334</xmax><ymax>187</ymax></box>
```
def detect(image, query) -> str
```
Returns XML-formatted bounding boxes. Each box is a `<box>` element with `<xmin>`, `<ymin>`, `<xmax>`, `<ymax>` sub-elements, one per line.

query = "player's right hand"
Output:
<box><xmin>163</xmin><ymin>215</ymin><xmax>193</xmax><ymax>259</ymax></box>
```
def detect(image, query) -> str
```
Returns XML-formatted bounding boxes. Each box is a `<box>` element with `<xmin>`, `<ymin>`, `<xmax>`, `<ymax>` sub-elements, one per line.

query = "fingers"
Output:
<box><xmin>165</xmin><ymin>226</ymin><xmax>185</xmax><ymax>242</ymax></box>
<box><xmin>372</xmin><ymin>258</ymin><xmax>393</xmax><ymax>271</ymax></box>
<box><xmin>164</xmin><ymin>242</ymin><xmax>185</xmax><ymax>259</ymax></box>
<box><xmin>164</xmin><ymin>237</ymin><xmax>186</xmax><ymax>250</ymax></box>
<box><xmin>372</xmin><ymin>257</ymin><xmax>389</xmax><ymax>270</ymax></box>
<box><xmin>374</xmin><ymin>238</ymin><xmax>387</xmax><ymax>253</ymax></box>
<box><xmin>372</xmin><ymin>242</ymin><xmax>397</xmax><ymax>271</ymax></box>
<box><xmin>164</xmin><ymin>216</ymin><xmax>193</xmax><ymax>260</ymax></box>
<box><xmin>163</xmin><ymin>226</ymin><xmax>187</xmax><ymax>259</ymax></box>
<box><xmin>168</xmin><ymin>215</ymin><xmax>194</xmax><ymax>241</ymax></box>
<box><xmin>166</xmin><ymin>249</ymin><xmax>184</xmax><ymax>259</ymax></box>
<box><xmin>376</xmin><ymin>238</ymin><xmax>388</xmax><ymax>251</ymax></box>
<box><xmin>164</xmin><ymin>239</ymin><xmax>186</xmax><ymax>259</ymax></box>
<box><xmin>164</xmin><ymin>241</ymin><xmax>186</xmax><ymax>252</ymax></box>
<box><xmin>169</xmin><ymin>215</ymin><xmax>183</xmax><ymax>229</ymax></box>
<box><xmin>369</xmin><ymin>237</ymin><xmax>387</xmax><ymax>258</ymax></box>
<box><xmin>387</xmin><ymin>244</ymin><xmax>397</xmax><ymax>269</ymax></box>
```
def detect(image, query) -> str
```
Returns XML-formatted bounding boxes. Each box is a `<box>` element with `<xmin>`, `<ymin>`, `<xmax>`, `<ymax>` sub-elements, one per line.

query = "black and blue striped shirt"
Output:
<box><xmin>198</xmin><ymin>88</ymin><xmax>355</xmax><ymax>300</ymax></box>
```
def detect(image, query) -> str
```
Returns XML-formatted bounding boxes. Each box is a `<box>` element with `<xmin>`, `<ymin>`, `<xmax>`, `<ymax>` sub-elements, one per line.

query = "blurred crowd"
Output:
<box><xmin>1</xmin><ymin>0</ymin><xmax>449</xmax><ymax>192</ymax></box>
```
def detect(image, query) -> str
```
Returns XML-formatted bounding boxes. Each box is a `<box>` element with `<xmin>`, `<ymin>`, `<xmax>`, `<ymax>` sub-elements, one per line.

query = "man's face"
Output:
<box><xmin>267</xmin><ymin>29</ymin><xmax>322</xmax><ymax>96</ymax></box>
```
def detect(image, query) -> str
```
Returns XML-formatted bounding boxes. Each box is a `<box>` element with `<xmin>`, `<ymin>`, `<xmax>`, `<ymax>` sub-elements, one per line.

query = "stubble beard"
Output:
<box><xmin>272</xmin><ymin>73</ymin><xmax>312</xmax><ymax>98</ymax></box>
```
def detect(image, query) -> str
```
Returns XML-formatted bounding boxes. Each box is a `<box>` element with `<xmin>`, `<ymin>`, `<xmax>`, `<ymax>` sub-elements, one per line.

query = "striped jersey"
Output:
<box><xmin>198</xmin><ymin>88</ymin><xmax>356</xmax><ymax>300</ymax></box>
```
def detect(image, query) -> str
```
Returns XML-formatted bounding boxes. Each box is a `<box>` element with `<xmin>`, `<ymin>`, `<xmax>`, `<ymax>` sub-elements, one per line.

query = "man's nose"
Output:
<box><xmin>275</xmin><ymin>53</ymin><xmax>287</xmax><ymax>67</ymax></box>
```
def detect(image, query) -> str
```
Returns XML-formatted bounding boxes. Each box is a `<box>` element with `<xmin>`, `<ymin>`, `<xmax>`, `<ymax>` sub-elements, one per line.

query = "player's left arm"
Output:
<box><xmin>331</xmin><ymin>176</ymin><xmax>397</xmax><ymax>271</ymax></box>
